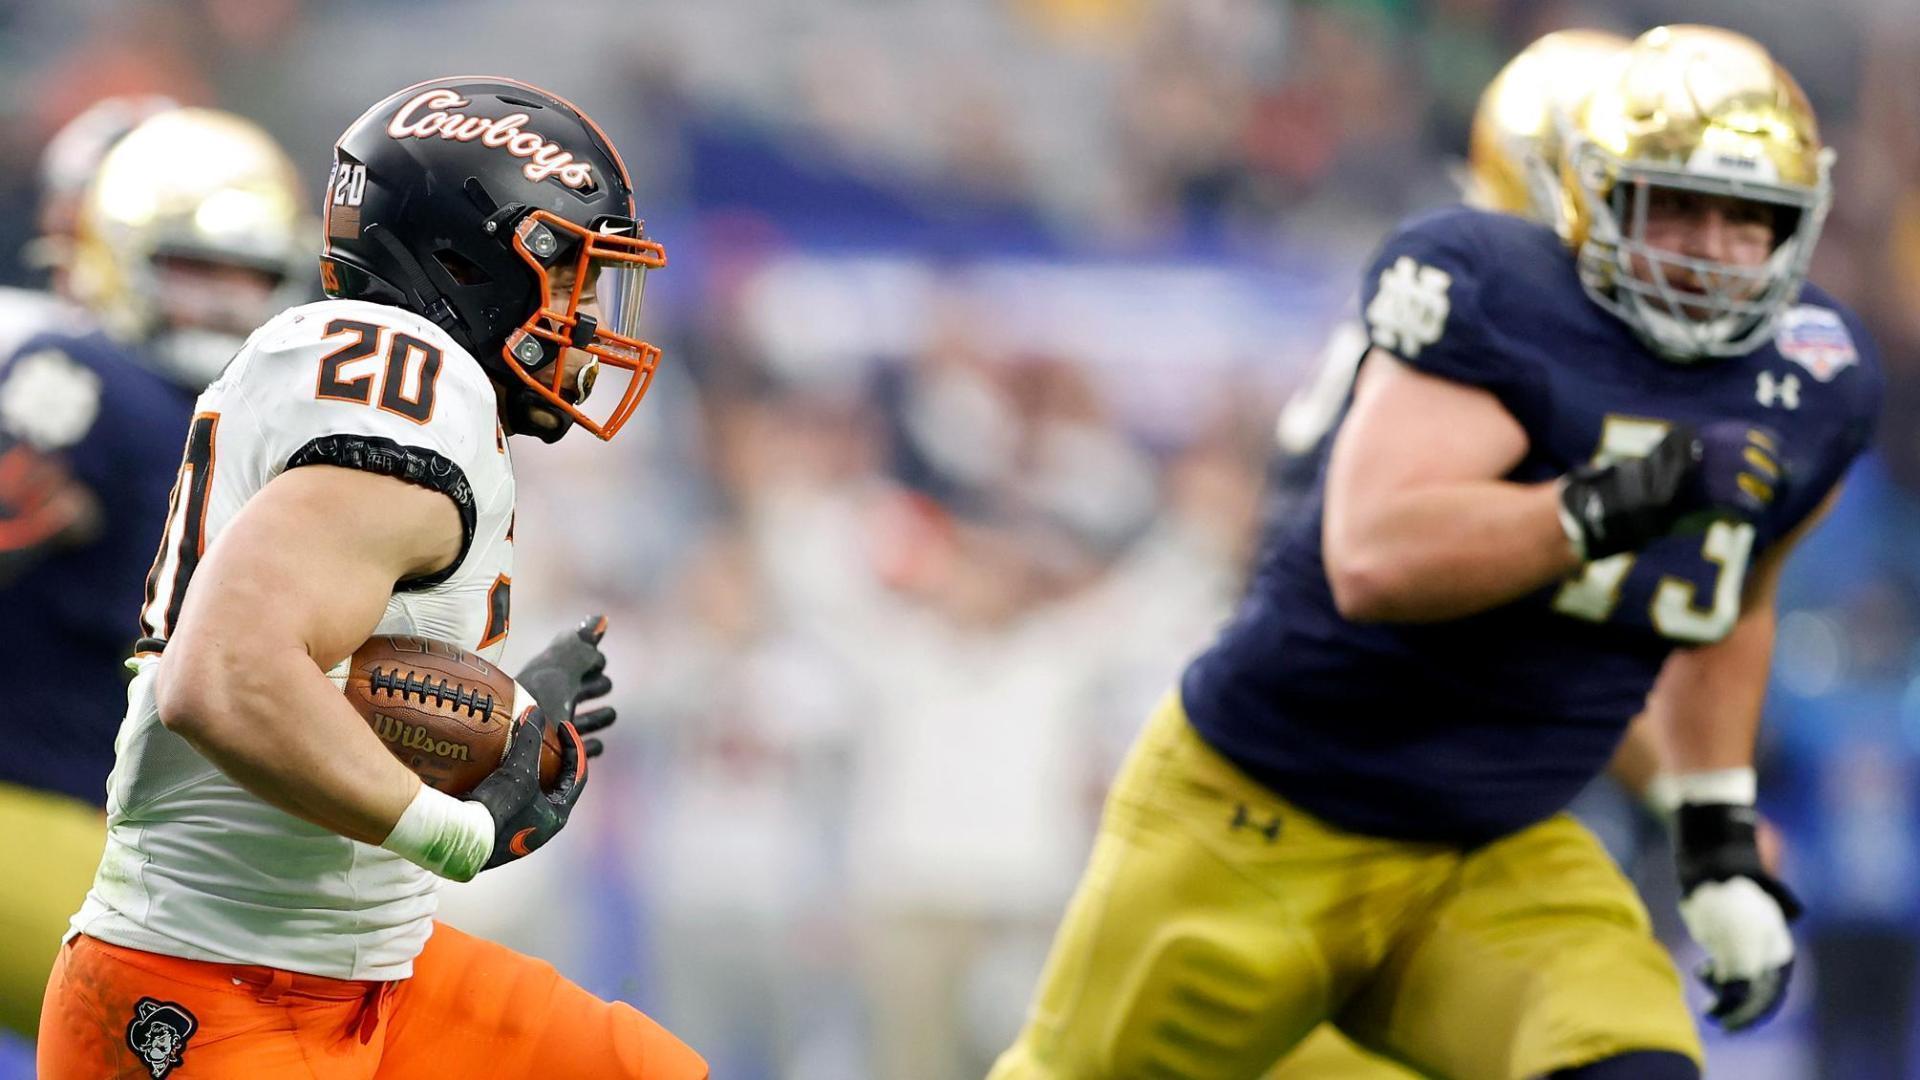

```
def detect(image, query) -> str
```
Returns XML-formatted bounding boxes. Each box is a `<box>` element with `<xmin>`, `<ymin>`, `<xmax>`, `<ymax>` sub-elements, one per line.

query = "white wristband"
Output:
<box><xmin>1643</xmin><ymin>773</ymin><xmax>1682</xmax><ymax>819</ymax></box>
<box><xmin>380</xmin><ymin>784</ymin><xmax>496</xmax><ymax>882</ymax></box>
<box><xmin>1670</xmin><ymin>767</ymin><xmax>1758</xmax><ymax>807</ymax></box>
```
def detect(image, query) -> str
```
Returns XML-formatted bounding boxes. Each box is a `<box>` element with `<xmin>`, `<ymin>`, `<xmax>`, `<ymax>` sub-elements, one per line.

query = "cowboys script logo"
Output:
<box><xmin>387</xmin><ymin>88</ymin><xmax>596</xmax><ymax>190</ymax></box>
<box><xmin>125</xmin><ymin>997</ymin><xmax>197</xmax><ymax>1079</ymax></box>
<box><xmin>1366</xmin><ymin>256</ymin><xmax>1452</xmax><ymax>358</ymax></box>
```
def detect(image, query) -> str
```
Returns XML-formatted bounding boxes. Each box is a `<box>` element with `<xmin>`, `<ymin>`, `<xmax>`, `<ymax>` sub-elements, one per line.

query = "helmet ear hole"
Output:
<box><xmin>433</xmin><ymin>248</ymin><xmax>492</xmax><ymax>286</ymax></box>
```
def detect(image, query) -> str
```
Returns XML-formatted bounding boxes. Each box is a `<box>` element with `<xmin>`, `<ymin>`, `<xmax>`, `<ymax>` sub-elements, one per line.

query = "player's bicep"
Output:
<box><xmin>1325</xmin><ymin>348</ymin><xmax>1530</xmax><ymax>514</ymax></box>
<box><xmin>168</xmin><ymin>465</ymin><xmax>463</xmax><ymax>679</ymax></box>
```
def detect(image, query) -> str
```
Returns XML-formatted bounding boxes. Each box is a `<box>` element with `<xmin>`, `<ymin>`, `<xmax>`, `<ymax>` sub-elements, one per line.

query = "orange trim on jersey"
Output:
<box><xmin>191</xmin><ymin>412</ymin><xmax>220</xmax><ymax>560</ymax></box>
<box><xmin>477</xmin><ymin>573</ymin><xmax>511</xmax><ymax>650</ymax></box>
<box><xmin>139</xmin><ymin>411</ymin><xmax>220</xmax><ymax>641</ymax></box>
<box><xmin>137</xmin><ymin>455</ymin><xmax>191</xmax><ymax>640</ymax></box>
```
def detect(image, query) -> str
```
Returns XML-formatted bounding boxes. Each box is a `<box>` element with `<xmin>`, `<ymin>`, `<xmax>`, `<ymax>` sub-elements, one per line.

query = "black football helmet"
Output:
<box><xmin>320</xmin><ymin>76</ymin><xmax>666</xmax><ymax>441</ymax></box>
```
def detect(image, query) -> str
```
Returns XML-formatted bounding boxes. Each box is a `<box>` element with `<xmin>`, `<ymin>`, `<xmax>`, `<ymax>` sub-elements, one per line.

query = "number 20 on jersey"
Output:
<box><xmin>314</xmin><ymin>318</ymin><xmax>443</xmax><ymax>423</ymax></box>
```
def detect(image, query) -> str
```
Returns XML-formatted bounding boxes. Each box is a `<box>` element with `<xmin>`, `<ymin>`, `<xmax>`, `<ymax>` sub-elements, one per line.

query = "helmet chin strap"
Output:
<box><xmin>503</xmin><ymin>385</ymin><xmax>573</xmax><ymax>444</ymax></box>
<box><xmin>364</xmin><ymin>223</ymin><xmax>470</xmax><ymax>347</ymax></box>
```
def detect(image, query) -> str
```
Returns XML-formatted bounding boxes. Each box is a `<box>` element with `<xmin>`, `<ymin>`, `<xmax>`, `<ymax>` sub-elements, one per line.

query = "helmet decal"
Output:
<box><xmin>385</xmin><ymin>88</ymin><xmax>596</xmax><ymax>190</ymax></box>
<box><xmin>321</xmin><ymin>76</ymin><xmax>663</xmax><ymax>441</ymax></box>
<box><xmin>1465</xmin><ymin>28</ymin><xmax>1629</xmax><ymax>229</ymax></box>
<box><xmin>1558</xmin><ymin>25</ymin><xmax>1832</xmax><ymax>361</ymax></box>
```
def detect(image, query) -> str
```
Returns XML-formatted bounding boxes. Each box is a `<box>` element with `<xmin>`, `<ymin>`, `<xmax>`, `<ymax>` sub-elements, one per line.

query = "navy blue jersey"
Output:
<box><xmin>1182</xmin><ymin>207</ymin><xmax>1881</xmax><ymax>846</ymax></box>
<box><xmin>0</xmin><ymin>329</ymin><xmax>196</xmax><ymax>805</ymax></box>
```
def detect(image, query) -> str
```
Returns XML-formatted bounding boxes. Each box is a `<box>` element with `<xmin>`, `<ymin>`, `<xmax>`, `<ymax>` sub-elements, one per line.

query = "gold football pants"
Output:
<box><xmin>0</xmin><ymin>780</ymin><xmax>104</xmax><ymax>1036</ymax></box>
<box><xmin>990</xmin><ymin>694</ymin><xmax>1701</xmax><ymax>1079</ymax></box>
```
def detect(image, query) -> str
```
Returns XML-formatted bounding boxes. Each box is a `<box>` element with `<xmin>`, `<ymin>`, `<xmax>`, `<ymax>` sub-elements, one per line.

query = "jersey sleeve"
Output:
<box><xmin>1358</xmin><ymin>210</ymin><xmax>1523</xmax><ymax>397</ymax></box>
<box><xmin>1801</xmin><ymin>307</ymin><xmax>1884</xmax><ymax>518</ymax></box>
<box><xmin>0</xmin><ymin>338</ymin><xmax>108</xmax><ymax>566</ymax></box>
<box><xmin>1759</xmin><ymin>300</ymin><xmax>1883</xmax><ymax>546</ymax></box>
<box><xmin>0</xmin><ymin>337</ymin><xmax>105</xmax><ymax>453</ymax></box>
<box><xmin>1833</xmin><ymin>307</ymin><xmax>1883</xmax><ymax>466</ymax></box>
<box><xmin>222</xmin><ymin>306</ymin><xmax>500</xmax><ymax>587</ymax></box>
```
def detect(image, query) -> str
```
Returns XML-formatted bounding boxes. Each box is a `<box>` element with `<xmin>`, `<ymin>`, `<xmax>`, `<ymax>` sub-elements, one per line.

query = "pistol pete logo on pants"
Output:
<box><xmin>125</xmin><ymin>997</ymin><xmax>198</xmax><ymax>1079</ymax></box>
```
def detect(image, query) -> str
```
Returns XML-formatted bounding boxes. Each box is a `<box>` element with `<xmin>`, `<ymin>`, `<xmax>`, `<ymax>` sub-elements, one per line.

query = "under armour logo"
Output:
<box><xmin>1756</xmin><ymin>371</ymin><xmax>1801</xmax><ymax>409</ymax></box>
<box><xmin>1229</xmin><ymin>802</ymin><xmax>1282</xmax><ymax>843</ymax></box>
<box><xmin>1365</xmin><ymin>256</ymin><xmax>1452</xmax><ymax>358</ymax></box>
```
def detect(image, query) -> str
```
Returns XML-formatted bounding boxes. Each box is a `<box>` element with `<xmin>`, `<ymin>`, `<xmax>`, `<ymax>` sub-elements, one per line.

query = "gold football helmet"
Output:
<box><xmin>69</xmin><ymin>108</ymin><xmax>315</xmax><ymax>387</ymax></box>
<box><xmin>1466</xmin><ymin>28</ymin><xmax>1630</xmax><ymax>227</ymax></box>
<box><xmin>28</xmin><ymin>95</ymin><xmax>178</xmax><ymax>278</ymax></box>
<box><xmin>1560</xmin><ymin>25</ymin><xmax>1832</xmax><ymax>360</ymax></box>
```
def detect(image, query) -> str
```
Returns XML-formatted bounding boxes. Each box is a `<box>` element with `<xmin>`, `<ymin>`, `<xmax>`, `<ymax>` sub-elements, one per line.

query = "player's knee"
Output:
<box><xmin>1545</xmin><ymin>1049</ymin><xmax>1699</xmax><ymax>1080</ymax></box>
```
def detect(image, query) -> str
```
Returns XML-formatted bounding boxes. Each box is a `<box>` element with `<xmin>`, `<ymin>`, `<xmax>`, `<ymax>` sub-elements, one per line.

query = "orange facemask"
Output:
<box><xmin>502</xmin><ymin>209</ymin><xmax>667</xmax><ymax>440</ymax></box>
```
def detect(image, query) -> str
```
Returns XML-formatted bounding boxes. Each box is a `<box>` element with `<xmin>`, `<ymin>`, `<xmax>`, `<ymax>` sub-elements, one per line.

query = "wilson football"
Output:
<box><xmin>339</xmin><ymin>635</ymin><xmax>561</xmax><ymax>795</ymax></box>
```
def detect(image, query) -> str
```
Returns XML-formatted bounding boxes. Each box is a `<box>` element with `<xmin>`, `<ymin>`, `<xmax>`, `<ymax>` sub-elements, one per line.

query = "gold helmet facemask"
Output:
<box><xmin>70</xmin><ymin>108</ymin><xmax>315</xmax><ymax>387</ymax></box>
<box><xmin>1560</xmin><ymin>25</ymin><xmax>1832</xmax><ymax>362</ymax></box>
<box><xmin>1465</xmin><ymin>28</ymin><xmax>1630</xmax><ymax>229</ymax></box>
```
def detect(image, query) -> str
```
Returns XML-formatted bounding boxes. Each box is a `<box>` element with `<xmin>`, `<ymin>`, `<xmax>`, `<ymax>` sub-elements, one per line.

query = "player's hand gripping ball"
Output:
<box><xmin>338</xmin><ymin>635</ymin><xmax>562</xmax><ymax>795</ymax></box>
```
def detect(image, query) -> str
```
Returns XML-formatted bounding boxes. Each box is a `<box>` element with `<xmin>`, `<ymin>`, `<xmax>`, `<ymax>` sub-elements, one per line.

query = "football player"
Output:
<box><xmin>0</xmin><ymin>95</ymin><xmax>178</xmax><ymax>587</ymax></box>
<box><xmin>993</xmin><ymin>25</ymin><xmax>1876</xmax><ymax>1080</ymax></box>
<box><xmin>0</xmin><ymin>104</ymin><xmax>306</xmax><ymax>1038</ymax></box>
<box><xmin>1262</xmin><ymin>28</ymin><xmax>1630</xmax><ymax>1080</ymax></box>
<box><xmin>36</xmin><ymin>78</ymin><xmax>706</xmax><ymax>1079</ymax></box>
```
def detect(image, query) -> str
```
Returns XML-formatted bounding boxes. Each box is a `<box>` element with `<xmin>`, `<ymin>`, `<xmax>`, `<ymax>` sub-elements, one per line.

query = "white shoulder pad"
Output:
<box><xmin>219</xmin><ymin>299</ymin><xmax>502</xmax><ymax>486</ymax></box>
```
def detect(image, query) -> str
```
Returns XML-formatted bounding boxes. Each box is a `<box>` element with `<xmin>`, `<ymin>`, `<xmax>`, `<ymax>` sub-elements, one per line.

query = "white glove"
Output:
<box><xmin>1671</xmin><ymin>770</ymin><xmax>1801</xmax><ymax>1032</ymax></box>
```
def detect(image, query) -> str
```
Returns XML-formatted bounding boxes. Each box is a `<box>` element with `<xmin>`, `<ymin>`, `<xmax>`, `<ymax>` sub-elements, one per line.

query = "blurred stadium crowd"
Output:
<box><xmin>4</xmin><ymin>1</ymin><xmax>1920</xmax><ymax>1078</ymax></box>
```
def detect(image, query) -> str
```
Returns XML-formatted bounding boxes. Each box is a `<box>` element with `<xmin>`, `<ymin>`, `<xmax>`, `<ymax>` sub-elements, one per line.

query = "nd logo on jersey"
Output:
<box><xmin>1365</xmin><ymin>256</ymin><xmax>1452</xmax><ymax>358</ymax></box>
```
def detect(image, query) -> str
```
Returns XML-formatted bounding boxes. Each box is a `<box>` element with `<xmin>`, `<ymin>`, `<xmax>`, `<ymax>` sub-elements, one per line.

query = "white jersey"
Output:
<box><xmin>72</xmin><ymin>298</ymin><xmax>516</xmax><ymax>980</ymax></box>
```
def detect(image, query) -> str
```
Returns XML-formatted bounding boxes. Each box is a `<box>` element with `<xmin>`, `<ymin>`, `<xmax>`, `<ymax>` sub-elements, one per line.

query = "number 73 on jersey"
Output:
<box><xmin>1553</xmin><ymin>417</ymin><xmax>1755</xmax><ymax>644</ymax></box>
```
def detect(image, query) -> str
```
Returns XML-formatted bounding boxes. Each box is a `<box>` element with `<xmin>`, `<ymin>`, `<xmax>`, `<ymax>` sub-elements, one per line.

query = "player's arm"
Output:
<box><xmin>0</xmin><ymin>432</ymin><xmax>99</xmax><ymax>583</ymax></box>
<box><xmin>0</xmin><ymin>346</ymin><xmax>106</xmax><ymax>583</ymax></box>
<box><xmin>1651</xmin><ymin>486</ymin><xmax>1833</xmax><ymax>777</ymax></box>
<box><xmin>1324</xmin><ymin>350</ymin><xmax>1783</xmax><ymax>623</ymax></box>
<box><xmin>1604</xmin><ymin>711</ymin><xmax>1665</xmax><ymax>808</ymax></box>
<box><xmin>153</xmin><ymin>464</ymin><xmax>461</xmax><ymax>847</ymax></box>
<box><xmin>1645</xmin><ymin>486</ymin><xmax>1839</xmax><ymax>1032</ymax></box>
<box><xmin>1321</xmin><ymin>349</ymin><xmax>1576</xmax><ymax>622</ymax></box>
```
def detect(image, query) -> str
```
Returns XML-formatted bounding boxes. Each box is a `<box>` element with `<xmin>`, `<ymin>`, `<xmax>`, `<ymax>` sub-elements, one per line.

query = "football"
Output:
<box><xmin>339</xmin><ymin>635</ymin><xmax>561</xmax><ymax>795</ymax></box>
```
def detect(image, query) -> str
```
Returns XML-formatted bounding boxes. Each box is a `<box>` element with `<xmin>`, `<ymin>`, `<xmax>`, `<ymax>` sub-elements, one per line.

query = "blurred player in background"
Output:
<box><xmin>36</xmin><ymin>76</ymin><xmax>705</xmax><ymax>1079</ymax></box>
<box><xmin>1263</xmin><ymin>29</ymin><xmax>1630</xmax><ymax>1080</ymax></box>
<box><xmin>0</xmin><ymin>101</ymin><xmax>304</xmax><ymax>1039</ymax></box>
<box><xmin>995</xmin><ymin>25</ymin><xmax>1878</xmax><ymax>1080</ymax></box>
<box><xmin>0</xmin><ymin>96</ymin><xmax>176</xmax><ymax>363</ymax></box>
<box><xmin>0</xmin><ymin>95</ymin><xmax>177</xmax><ymax>590</ymax></box>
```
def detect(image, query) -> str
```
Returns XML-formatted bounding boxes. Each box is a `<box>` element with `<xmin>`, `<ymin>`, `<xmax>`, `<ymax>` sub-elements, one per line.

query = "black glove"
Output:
<box><xmin>464</xmin><ymin>616</ymin><xmax>617</xmax><ymax>871</ymax></box>
<box><xmin>1559</xmin><ymin>422</ymin><xmax>1783</xmax><ymax>560</ymax></box>
<box><xmin>1675</xmin><ymin>802</ymin><xmax>1802</xmax><ymax>1032</ymax></box>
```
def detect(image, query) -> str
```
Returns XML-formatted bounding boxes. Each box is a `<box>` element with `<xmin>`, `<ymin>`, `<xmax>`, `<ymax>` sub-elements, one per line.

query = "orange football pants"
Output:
<box><xmin>38</xmin><ymin>922</ymin><xmax>707</xmax><ymax>1079</ymax></box>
